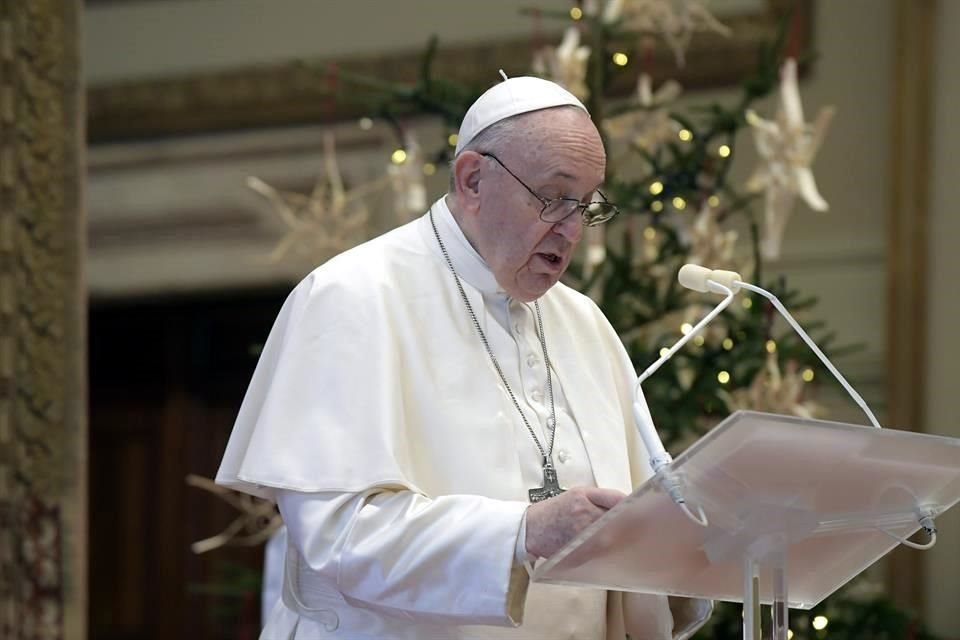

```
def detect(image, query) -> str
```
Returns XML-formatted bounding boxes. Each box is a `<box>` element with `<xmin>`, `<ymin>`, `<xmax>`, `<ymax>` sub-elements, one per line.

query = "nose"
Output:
<box><xmin>552</xmin><ymin>211</ymin><xmax>584</xmax><ymax>243</ymax></box>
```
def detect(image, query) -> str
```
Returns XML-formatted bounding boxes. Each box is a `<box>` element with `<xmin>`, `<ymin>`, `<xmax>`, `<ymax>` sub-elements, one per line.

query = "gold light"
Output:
<box><xmin>643</xmin><ymin>226</ymin><xmax>657</xmax><ymax>240</ymax></box>
<box><xmin>717</xmin><ymin>371</ymin><xmax>731</xmax><ymax>384</ymax></box>
<box><xmin>612</xmin><ymin>52</ymin><xmax>629</xmax><ymax>67</ymax></box>
<box><xmin>447</xmin><ymin>133</ymin><xmax>459</xmax><ymax>147</ymax></box>
<box><xmin>570</xmin><ymin>6</ymin><xmax>583</xmax><ymax>20</ymax></box>
<box><xmin>788</xmin><ymin>631</ymin><xmax>794</xmax><ymax>640</ymax></box>
<box><xmin>680</xmin><ymin>323</ymin><xmax>693</xmax><ymax>335</ymax></box>
<box><xmin>718</xmin><ymin>144</ymin><xmax>731</xmax><ymax>157</ymax></box>
<box><xmin>649</xmin><ymin>180</ymin><xmax>664</xmax><ymax>195</ymax></box>
<box><xmin>766</xmin><ymin>340</ymin><xmax>777</xmax><ymax>354</ymax></box>
<box><xmin>708</xmin><ymin>195</ymin><xmax>720</xmax><ymax>207</ymax></box>
<box><xmin>651</xmin><ymin>200</ymin><xmax>664</xmax><ymax>213</ymax></box>
<box><xmin>391</xmin><ymin>149</ymin><xmax>407</xmax><ymax>164</ymax></box>
<box><xmin>742</xmin><ymin>297</ymin><xmax>753</xmax><ymax>309</ymax></box>
<box><xmin>722</xmin><ymin>338</ymin><xmax>734</xmax><ymax>350</ymax></box>
<box><xmin>660</xmin><ymin>347</ymin><xmax>670</xmax><ymax>357</ymax></box>
<box><xmin>422</xmin><ymin>163</ymin><xmax>437</xmax><ymax>176</ymax></box>
<box><xmin>678</xmin><ymin>129</ymin><xmax>693</xmax><ymax>141</ymax></box>
<box><xmin>693</xmin><ymin>335</ymin><xmax>705</xmax><ymax>347</ymax></box>
<box><xmin>672</xmin><ymin>196</ymin><xmax>686</xmax><ymax>210</ymax></box>
<box><xmin>812</xmin><ymin>616</ymin><xmax>829</xmax><ymax>631</ymax></box>
<box><xmin>358</xmin><ymin>117</ymin><xmax>374</xmax><ymax>130</ymax></box>
<box><xmin>802</xmin><ymin>368</ymin><xmax>815</xmax><ymax>382</ymax></box>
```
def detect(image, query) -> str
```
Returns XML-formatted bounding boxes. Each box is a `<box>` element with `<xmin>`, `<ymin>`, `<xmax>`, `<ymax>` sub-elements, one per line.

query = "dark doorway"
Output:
<box><xmin>88</xmin><ymin>288</ymin><xmax>287</xmax><ymax>640</ymax></box>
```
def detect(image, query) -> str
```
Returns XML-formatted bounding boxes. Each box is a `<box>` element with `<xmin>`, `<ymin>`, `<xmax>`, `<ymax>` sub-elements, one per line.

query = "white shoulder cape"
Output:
<box><xmin>216</xmin><ymin>210</ymin><xmax>655</xmax><ymax>502</ymax></box>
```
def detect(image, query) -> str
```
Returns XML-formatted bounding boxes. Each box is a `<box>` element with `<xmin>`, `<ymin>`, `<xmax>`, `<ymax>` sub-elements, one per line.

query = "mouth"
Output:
<box><xmin>534</xmin><ymin>251</ymin><xmax>565</xmax><ymax>273</ymax></box>
<box><xmin>540</xmin><ymin>252</ymin><xmax>562</xmax><ymax>265</ymax></box>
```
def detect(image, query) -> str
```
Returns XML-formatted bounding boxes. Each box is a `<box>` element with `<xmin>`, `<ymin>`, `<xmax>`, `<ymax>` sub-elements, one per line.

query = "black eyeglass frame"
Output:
<box><xmin>479</xmin><ymin>152</ymin><xmax>620</xmax><ymax>227</ymax></box>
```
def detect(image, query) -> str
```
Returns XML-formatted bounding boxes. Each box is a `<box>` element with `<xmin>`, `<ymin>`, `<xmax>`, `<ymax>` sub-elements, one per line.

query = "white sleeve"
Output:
<box><xmin>277</xmin><ymin>488</ymin><xmax>531</xmax><ymax>627</ymax></box>
<box><xmin>514</xmin><ymin>510</ymin><xmax>532</xmax><ymax>565</ymax></box>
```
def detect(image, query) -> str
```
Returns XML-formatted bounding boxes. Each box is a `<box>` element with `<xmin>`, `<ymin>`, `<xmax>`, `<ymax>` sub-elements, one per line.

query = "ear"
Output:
<box><xmin>451</xmin><ymin>151</ymin><xmax>484</xmax><ymax>215</ymax></box>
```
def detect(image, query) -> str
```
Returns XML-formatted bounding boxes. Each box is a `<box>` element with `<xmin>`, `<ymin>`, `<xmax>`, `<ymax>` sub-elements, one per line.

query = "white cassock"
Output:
<box><xmin>216</xmin><ymin>196</ymin><xmax>711</xmax><ymax>639</ymax></box>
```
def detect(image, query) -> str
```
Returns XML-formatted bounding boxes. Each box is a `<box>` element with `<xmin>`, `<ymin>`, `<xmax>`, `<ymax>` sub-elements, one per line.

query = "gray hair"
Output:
<box><xmin>447</xmin><ymin>105</ymin><xmax>584</xmax><ymax>192</ymax></box>
<box><xmin>447</xmin><ymin>116</ymin><xmax>523</xmax><ymax>191</ymax></box>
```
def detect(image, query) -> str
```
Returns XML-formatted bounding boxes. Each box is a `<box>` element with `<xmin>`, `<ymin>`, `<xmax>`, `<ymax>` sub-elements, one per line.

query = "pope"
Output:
<box><xmin>217</xmin><ymin>74</ymin><xmax>711</xmax><ymax>639</ymax></box>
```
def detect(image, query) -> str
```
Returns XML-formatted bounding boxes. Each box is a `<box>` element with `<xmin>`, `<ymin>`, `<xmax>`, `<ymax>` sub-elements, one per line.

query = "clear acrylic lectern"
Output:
<box><xmin>533</xmin><ymin>411</ymin><xmax>960</xmax><ymax>639</ymax></box>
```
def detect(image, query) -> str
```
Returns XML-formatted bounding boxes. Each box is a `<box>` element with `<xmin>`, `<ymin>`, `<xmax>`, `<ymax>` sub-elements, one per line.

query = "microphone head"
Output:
<box><xmin>678</xmin><ymin>264</ymin><xmax>712</xmax><ymax>293</ymax></box>
<box><xmin>708</xmin><ymin>270</ymin><xmax>742</xmax><ymax>294</ymax></box>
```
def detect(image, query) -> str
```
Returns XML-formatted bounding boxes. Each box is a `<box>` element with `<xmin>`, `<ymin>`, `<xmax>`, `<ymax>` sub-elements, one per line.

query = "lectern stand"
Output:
<box><xmin>533</xmin><ymin>411</ymin><xmax>960</xmax><ymax>639</ymax></box>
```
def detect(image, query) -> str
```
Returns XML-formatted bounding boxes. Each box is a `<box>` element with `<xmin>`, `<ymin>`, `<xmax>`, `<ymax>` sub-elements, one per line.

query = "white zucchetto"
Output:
<box><xmin>454</xmin><ymin>74</ymin><xmax>587</xmax><ymax>155</ymax></box>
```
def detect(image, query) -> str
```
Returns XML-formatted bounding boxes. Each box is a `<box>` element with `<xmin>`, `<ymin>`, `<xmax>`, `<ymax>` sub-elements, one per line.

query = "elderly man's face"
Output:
<box><xmin>471</xmin><ymin>109</ymin><xmax>606</xmax><ymax>302</ymax></box>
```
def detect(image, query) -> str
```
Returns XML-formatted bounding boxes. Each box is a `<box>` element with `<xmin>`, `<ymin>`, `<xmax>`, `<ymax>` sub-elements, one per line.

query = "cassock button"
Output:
<box><xmin>526</xmin><ymin>354</ymin><xmax>538</xmax><ymax>368</ymax></box>
<box><xmin>531</xmin><ymin>388</ymin><xmax>543</xmax><ymax>403</ymax></box>
<box><xmin>558</xmin><ymin>450</ymin><xmax>570</xmax><ymax>464</ymax></box>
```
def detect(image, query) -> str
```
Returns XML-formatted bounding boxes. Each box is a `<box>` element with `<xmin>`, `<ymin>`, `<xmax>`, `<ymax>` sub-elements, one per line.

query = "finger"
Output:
<box><xmin>583</xmin><ymin>487</ymin><xmax>626</xmax><ymax>510</ymax></box>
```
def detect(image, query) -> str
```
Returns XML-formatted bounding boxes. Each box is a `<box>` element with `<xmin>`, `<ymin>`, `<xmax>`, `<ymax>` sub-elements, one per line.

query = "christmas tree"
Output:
<box><xmin>266</xmin><ymin>3</ymin><xmax>843</xmax><ymax>453</ymax></box>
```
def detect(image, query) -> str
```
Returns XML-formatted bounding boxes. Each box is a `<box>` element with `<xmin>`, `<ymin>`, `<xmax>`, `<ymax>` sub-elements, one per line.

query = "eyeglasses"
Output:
<box><xmin>480</xmin><ymin>152</ymin><xmax>620</xmax><ymax>227</ymax></box>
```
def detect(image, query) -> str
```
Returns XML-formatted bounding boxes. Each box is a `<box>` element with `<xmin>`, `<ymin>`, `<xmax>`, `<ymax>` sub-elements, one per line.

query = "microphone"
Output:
<box><xmin>631</xmin><ymin>265</ymin><xmax>742</xmax><ymax>526</ymax></box>
<box><xmin>677</xmin><ymin>264</ymin><xmax>742</xmax><ymax>295</ymax></box>
<box><xmin>637</xmin><ymin>267</ymin><xmax>739</xmax><ymax>388</ymax></box>
<box><xmin>673</xmin><ymin>264</ymin><xmax>881</xmax><ymax>430</ymax></box>
<box><xmin>632</xmin><ymin>263</ymin><xmax>883</xmax><ymax>529</ymax></box>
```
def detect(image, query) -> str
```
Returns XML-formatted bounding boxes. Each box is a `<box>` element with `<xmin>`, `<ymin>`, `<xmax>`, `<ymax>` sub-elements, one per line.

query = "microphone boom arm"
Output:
<box><xmin>632</xmin><ymin>263</ymin><xmax>891</xmax><ymax>534</ymax></box>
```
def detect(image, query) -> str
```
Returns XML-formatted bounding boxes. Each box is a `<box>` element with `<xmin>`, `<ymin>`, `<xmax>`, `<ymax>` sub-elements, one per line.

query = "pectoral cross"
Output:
<box><xmin>528</xmin><ymin>462</ymin><xmax>565</xmax><ymax>503</ymax></box>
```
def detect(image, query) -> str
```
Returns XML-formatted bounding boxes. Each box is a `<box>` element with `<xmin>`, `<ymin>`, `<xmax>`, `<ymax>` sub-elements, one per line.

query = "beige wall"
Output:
<box><xmin>82</xmin><ymin>0</ymin><xmax>764</xmax><ymax>83</ymax></box>
<box><xmin>83</xmin><ymin>0</ymin><xmax>572</xmax><ymax>83</ymax></box>
<box><xmin>753</xmin><ymin>0</ymin><xmax>894</xmax><ymax>420</ymax></box>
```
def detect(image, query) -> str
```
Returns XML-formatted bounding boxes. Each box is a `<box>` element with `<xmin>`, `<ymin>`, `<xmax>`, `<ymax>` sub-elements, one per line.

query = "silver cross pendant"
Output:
<box><xmin>528</xmin><ymin>463</ymin><xmax>565</xmax><ymax>503</ymax></box>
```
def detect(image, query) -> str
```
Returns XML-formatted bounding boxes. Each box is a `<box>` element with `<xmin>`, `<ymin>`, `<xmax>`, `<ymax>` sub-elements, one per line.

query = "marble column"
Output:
<box><xmin>0</xmin><ymin>1</ymin><xmax>86</xmax><ymax>639</ymax></box>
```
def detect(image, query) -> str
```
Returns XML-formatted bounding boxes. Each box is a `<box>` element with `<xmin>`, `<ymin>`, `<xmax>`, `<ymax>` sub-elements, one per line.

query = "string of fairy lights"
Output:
<box><xmin>368</xmin><ymin>79</ymin><xmax>820</xmax><ymax>407</ymax></box>
<box><xmin>241</xmin><ymin>0</ymin><xmax>835</xmax><ymax>448</ymax></box>
<box><xmin>787</xmin><ymin>614</ymin><xmax>831</xmax><ymax>638</ymax></box>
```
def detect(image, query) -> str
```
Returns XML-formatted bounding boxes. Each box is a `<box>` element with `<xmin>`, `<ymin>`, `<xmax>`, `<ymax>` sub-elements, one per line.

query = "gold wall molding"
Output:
<box><xmin>87</xmin><ymin>0</ymin><xmax>812</xmax><ymax>143</ymax></box>
<box><xmin>0</xmin><ymin>1</ymin><xmax>87</xmax><ymax>639</ymax></box>
<box><xmin>885</xmin><ymin>0</ymin><xmax>937</xmax><ymax>615</ymax></box>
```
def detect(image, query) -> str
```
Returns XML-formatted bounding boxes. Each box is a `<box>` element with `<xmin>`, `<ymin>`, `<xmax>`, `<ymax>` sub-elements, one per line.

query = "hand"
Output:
<box><xmin>524</xmin><ymin>486</ymin><xmax>625</xmax><ymax>559</ymax></box>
